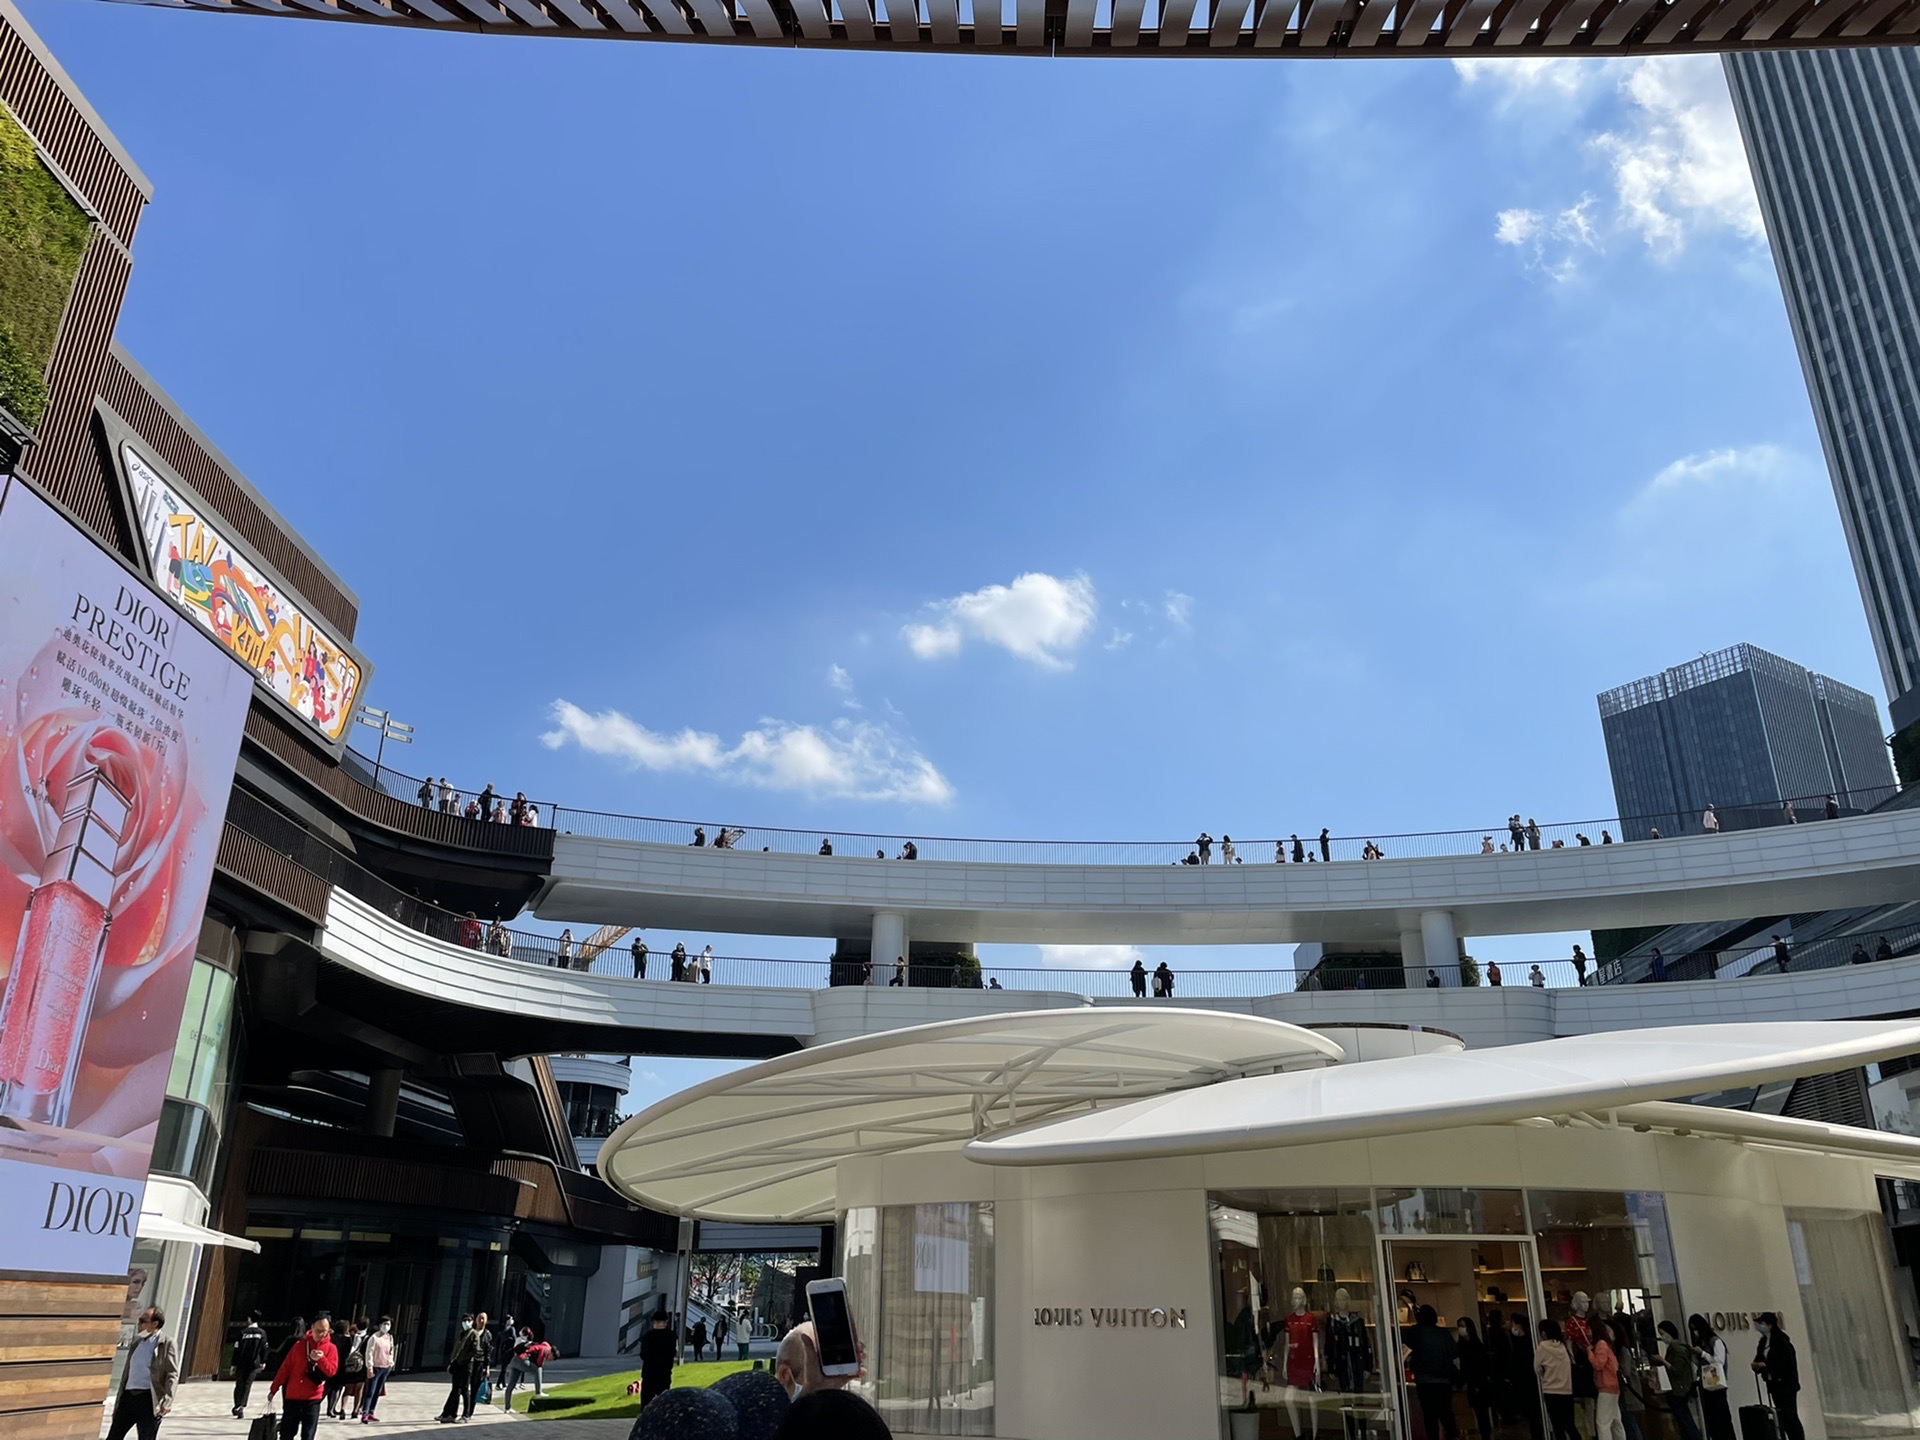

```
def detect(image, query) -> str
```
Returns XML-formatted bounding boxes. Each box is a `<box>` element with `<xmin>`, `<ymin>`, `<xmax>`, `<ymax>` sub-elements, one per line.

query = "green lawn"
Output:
<box><xmin>512</xmin><ymin>1361</ymin><xmax>755</xmax><ymax>1420</ymax></box>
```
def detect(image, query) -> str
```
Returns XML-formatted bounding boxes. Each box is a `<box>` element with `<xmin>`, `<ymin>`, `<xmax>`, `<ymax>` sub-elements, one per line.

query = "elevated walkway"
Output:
<box><xmin>535</xmin><ymin>806</ymin><xmax>1920</xmax><ymax>948</ymax></box>
<box><xmin>317</xmin><ymin>888</ymin><xmax>1920</xmax><ymax>1058</ymax></box>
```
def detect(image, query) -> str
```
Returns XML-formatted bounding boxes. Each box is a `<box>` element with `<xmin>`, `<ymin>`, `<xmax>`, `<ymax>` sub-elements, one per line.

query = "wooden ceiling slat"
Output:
<box><xmin>886</xmin><ymin>0</ymin><xmax>921</xmax><ymax>39</ymax></box>
<box><xmin>1109</xmin><ymin>0</ymin><xmax>1147</xmax><ymax>42</ymax></box>
<box><xmin>1442</xmin><ymin>0</ymin><xmax>1498</xmax><ymax>41</ymax></box>
<box><xmin>1788</xmin><ymin>0</ymin><xmax>1868</xmax><ymax>36</ymax></box>
<box><xmin>1252</xmin><ymin>0</ymin><xmax>1297</xmax><ymax>41</ymax></box>
<box><xmin>1837</xmin><ymin>0</ymin><xmax>1906</xmax><ymax>33</ymax></box>
<box><xmin>838</xmin><ymin>0</ymin><xmax>876</xmax><ymax>38</ymax></box>
<box><xmin>544</xmin><ymin>0</ymin><xmax>607</xmax><ymax>27</ymax></box>
<box><xmin>1066</xmin><ymin>0</ymin><xmax>1099</xmax><ymax>43</ymax></box>
<box><xmin>1742</xmin><ymin>0</ymin><xmax>1814</xmax><ymax>37</ymax></box>
<box><xmin>1639</xmin><ymin>0</ymin><xmax>1715</xmax><ymax>41</ymax></box>
<box><xmin>1542</xmin><ymin>0</ymin><xmax>1605</xmax><ymax>41</ymax></box>
<box><xmin>1158</xmin><ymin>0</ymin><xmax>1202</xmax><ymax>43</ymax></box>
<box><xmin>1016</xmin><ymin>0</ymin><xmax>1044</xmax><ymax>44</ymax></box>
<box><xmin>926</xmin><ymin>0</ymin><xmax>959</xmax><ymax>42</ymax></box>
<box><xmin>1693</xmin><ymin>0</ymin><xmax>1771</xmax><ymax>41</ymax></box>
<box><xmin>1298</xmin><ymin>0</ymin><xmax>1353</xmax><ymax>43</ymax></box>
<box><xmin>1345</xmin><ymin>0</ymin><xmax>1395</xmax><ymax>44</ymax></box>
<box><xmin>783</xmin><ymin>0</ymin><xmax>830</xmax><ymax>35</ymax></box>
<box><xmin>1394</xmin><ymin>0</ymin><xmax>1446</xmax><ymax>42</ymax></box>
<box><xmin>1593</xmin><ymin>0</ymin><xmax>1658</xmax><ymax>42</ymax></box>
<box><xmin>1212</xmin><ymin>0</ymin><xmax>1253</xmax><ymax>43</ymax></box>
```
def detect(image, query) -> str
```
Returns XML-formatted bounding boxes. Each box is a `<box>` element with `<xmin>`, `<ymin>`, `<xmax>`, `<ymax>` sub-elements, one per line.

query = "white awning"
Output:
<box><xmin>964</xmin><ymin>1020</ymin><xmax>1920</xmax><ymax>1164</ymax></box>
<box><xmin>136</xmin><ymin>1211</ymin><xmax>262</xmax><ymax>1252</ymax></box>
<box><xmin>600</xmin><ymin>1007</ymin><xmax>1344</xmax><ymax>1222</ymax></box>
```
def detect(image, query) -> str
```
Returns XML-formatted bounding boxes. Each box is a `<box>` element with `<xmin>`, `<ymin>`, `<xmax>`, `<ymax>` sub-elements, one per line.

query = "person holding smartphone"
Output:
<box><xmin>267</xmin><ymin>1318</ymin><xmax>339</xmax><ymax>1440</ymax></box>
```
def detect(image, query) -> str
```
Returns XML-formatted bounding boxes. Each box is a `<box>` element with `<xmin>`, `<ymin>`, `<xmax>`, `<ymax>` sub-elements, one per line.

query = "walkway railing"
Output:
<box><xmin>342</xmin><ymin>742</ymin><xmax>1898</xmax><ymax>868</ymax></box>
<box><xmin>545</xmin><ymin>788</ymin><xmax>1897</xmax><ymax>866</ymax></box>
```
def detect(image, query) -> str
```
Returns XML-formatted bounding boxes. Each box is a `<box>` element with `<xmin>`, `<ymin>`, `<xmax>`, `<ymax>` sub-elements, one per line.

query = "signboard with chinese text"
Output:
<box><xmin>0</xmin><ymin>477</ymin><xmax>250</xmax><ymax>1275</ymax></box>
<box><xmin>119</xmin><ymin>441</ymin><xmax>362</xmax><ymax>746</ymax></box>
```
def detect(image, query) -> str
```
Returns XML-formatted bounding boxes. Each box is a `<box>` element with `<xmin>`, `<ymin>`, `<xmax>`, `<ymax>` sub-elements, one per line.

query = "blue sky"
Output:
<box><xmin>22</xmin><ymin>4</ymin><xmax>1887</xmax><ymax>1108</ymax></box>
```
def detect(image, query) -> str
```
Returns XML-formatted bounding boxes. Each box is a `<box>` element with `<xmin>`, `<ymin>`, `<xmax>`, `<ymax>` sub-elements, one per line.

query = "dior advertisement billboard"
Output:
<box><xmin>0</xmin><ymin>478</ymin><xmax>249</xmax><ymax>1276</ymax></box>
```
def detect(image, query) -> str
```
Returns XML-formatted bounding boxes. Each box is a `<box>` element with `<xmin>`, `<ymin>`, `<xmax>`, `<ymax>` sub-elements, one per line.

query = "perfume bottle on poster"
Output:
<box><xmin>0</xmin><ymin>767</ymin><xmax>131</xmax><ymax>1127</ymax></box>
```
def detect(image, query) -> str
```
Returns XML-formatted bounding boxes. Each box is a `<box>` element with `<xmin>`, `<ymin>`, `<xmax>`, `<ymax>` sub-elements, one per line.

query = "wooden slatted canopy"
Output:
<box><xmin>86</xmin><ymin>0</ymin><xmax>1920</xmax><ymax>54</ymax></box>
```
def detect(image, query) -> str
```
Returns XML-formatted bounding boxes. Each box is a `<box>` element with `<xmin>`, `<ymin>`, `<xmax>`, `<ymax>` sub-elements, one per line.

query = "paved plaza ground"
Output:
<box><xmin>105</xmin><ymin>1374</ymin><xmax>634</xmax><ymax>1440</ymax></box>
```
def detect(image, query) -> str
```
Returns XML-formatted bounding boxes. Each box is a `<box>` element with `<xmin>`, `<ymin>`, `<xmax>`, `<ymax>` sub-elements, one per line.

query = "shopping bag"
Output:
<box><xmin>248</xmin><ymin>1413</ymin><xmax>279</xmax><ymax>1440</ymax></box>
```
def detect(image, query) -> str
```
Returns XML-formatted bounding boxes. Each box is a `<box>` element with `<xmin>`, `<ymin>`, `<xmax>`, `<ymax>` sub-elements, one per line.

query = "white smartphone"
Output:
<box><xmin>804</xmin><ymin>1277</ymin><xmax>861</xmax><ymax>1377</ymax></box>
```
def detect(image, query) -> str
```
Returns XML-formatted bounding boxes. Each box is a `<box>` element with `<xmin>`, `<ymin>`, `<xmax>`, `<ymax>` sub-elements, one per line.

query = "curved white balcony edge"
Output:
<box><xmin>536</xmin><ymin>808</ymin><xmax>1920</xmax><ymax>944</ymax></box>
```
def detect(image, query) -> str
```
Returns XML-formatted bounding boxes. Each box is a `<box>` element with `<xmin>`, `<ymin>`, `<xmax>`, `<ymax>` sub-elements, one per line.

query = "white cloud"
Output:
<box><xmin>541</xmin><ymin>700</ymin><xmax>954</xmax><ymax>805</ymax></box>
<box><xmin>1037</xmin><ymin>944</ymin><xmax>1144</xmax><ymax>970</ymax></box>
<box><xmin>903</xmin><ymin>571</ymin><xmax>1098</xmax><ymax>670</ymax></box>
<box><xmin>1495</xmin><ymin>208</ymin><xmax>1540</xmax><ymax>246</ymax></box>
<box><xmin>1105</xmin><ymin>628</ymin><xmax>1135</xmax><ymax>651</ymax></box>
<box><xmin>1463</xmin><ymin>56</ymin><xmax>1763</xmax><ymax>267</ymax></box>
<box><xmin>1452</xmin><ymin>56</ymin><xmax>1599</xmax><ymax>105</ymax></box>
<box><xmin>1595</xmin><ymin>59</ymin><xmax>1764</xmax><ymax>255</ymax></box>
<box><xmin>827</xmin><ymin>663</ymin><xmax>861</xmax><ymax>708</ymax></box>
<box><xmin>1163</xmin><ymin>591</ymin><xmax>1194</xmax><ymax>631</ymax></box>
<box><xmin>1597</xmin><ymin>444</ymin><xmax>1841</xmax><ymax>606</ymax></box>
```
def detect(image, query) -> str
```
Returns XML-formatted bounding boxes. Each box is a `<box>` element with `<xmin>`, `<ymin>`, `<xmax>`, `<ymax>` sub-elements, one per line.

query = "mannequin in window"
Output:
<box><xmin>1229</xmin><ymin>1279</ymin><xmax>1266</xmax><ymax>1410</ymax></box>
<box><xmin>1325</xmin><ymin>1287</ymin><xmax>1373</xmax><ymax>1394</ymax></box>
<box><xmin>1277</xmin><ymin>1285</ymin><xmax>1323</xmax><ymax>1436</ymax></box>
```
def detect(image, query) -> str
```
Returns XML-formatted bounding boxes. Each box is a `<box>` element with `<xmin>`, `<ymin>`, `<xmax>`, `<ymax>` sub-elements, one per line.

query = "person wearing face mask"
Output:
<box><xmin>360</xmin><ymin>1316</ymin><xmax>397</xmax><ymax>1423</ymax></box>
<box><xmin>1509</xmin><ymin>1317</ymin><xmax>1543</xmax><ymax>1440</ymax></box>
<box><xmin>107</xmin><ymin>1306</ymin><xmax>178</xmax><ymax>1440</ymax></box>
<box><xmin>1750</xmin><ymin>1313</ymin><xmax>1803</xmax><ymax>1440</ymax></box>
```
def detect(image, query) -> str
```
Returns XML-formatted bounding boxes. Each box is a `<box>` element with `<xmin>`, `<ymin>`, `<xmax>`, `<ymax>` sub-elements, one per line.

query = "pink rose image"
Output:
<box><xmin>0</xmin><ymin>632</ymin><xmax>215</xmax><ymax>1139</ymax></box>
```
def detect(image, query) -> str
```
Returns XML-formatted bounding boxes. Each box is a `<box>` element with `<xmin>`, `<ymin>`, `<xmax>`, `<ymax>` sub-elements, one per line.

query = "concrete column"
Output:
<box><xmin>1420</xmin><ymin>910</ymin><xmax>1459</xmax><ymax>987</ymax></box>
<box><xmin>366</xmin><ymin>1067</ymin><xmax>403</xmax><ymax>1137</ymax></box>
<box><xmin>1397</xmin><ymin>926</ymin><xmax>1425</xmax><ymax>981</ymax></box>
<box><xmin>871</xmin><ymin>912</ymin><xmax>908</xmax><ymax>985</ymax></box>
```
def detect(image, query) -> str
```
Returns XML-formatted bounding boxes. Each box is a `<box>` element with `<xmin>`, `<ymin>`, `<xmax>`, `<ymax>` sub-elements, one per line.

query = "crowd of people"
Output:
<box><xmin>414</xmin><ymin>777</ymin><xmax>542</xmax><ymax>827</ymax></box>
<box><xmin>1397</xmin><ymin>1305</ymin><xmax>1801</xmax><ymax>1440</ymax></box>
<box><xmin>218</xmin><ymin>1307</ymin><xmax>558</xmax><ymax>1437</ymax></box>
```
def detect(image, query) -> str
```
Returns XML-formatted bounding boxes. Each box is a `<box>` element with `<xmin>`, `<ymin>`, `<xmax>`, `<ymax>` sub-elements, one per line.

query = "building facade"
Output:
<box><xmin>1724</xmin><ymin>48</ymin><xmax>1920</xmax><ymax>741</ymax></box>
<box><xmin>1597</xmin><ymin>642</ymin><xmax>1895</xmax><ymax>840</ymax></box>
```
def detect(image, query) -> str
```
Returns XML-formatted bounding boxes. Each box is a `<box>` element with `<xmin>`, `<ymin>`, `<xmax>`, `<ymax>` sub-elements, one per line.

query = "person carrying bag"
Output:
<box><xmin>1748</xmin><ymin>1313</ymin><xmax>1804</xmax><ymax>1440</ymax></box>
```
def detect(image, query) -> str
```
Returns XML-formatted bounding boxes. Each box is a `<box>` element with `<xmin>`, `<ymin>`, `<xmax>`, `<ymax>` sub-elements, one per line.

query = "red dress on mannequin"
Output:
<box><xmin>1283</xmin><ymin>1309</ymin><xmax>1319</xmax><ymax>1387</ymax></box>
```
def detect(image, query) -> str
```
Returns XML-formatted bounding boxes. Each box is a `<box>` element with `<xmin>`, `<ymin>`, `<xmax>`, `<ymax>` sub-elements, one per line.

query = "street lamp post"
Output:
<box><xmin>353</xmin><ymin>706</ymin><xmax>413</xmax><ymax>789</ymax></box>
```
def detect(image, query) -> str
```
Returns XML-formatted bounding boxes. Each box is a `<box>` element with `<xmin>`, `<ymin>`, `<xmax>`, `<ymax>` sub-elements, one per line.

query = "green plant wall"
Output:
<box><xmin>0</xmin><ymin>105</ymin><xmax>93</xmax><ymax>427</ymax></box>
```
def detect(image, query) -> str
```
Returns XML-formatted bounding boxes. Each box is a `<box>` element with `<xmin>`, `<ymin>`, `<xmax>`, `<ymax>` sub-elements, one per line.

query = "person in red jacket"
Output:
<box><xmin>268</xmin><ymin>1318</ymin><xmax>339</xmax><ymax>1440</ymax></box>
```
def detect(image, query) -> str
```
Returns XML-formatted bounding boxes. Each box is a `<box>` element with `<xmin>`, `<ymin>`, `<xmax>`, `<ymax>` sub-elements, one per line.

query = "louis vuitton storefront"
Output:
<box><xmin>602</xmin><ymin>1011</ymin><xmax>1920</xmax><ymax>1440</ymax></box>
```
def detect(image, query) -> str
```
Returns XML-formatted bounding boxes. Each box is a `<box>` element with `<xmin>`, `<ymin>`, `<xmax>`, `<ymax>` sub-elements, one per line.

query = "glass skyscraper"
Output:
<box><xmin>1724</xmin><ymin>49</ymin><xmax>1920</xmax><ymax>736</ymax></box>
<box><xmin>1597</xmin><ymin>643</ymin><xmax>1895</xmax><ymax>838</ymax></box>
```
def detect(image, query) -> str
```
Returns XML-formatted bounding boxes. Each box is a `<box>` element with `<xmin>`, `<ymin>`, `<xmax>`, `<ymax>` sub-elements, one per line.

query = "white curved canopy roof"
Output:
<box><xmin>599</xmin><ymin>1008</ymin><xmax>1343</xmax><ymax>1221</ymax></box>
<box><xmin>965</xmin><ymin>1021</ymin><xmax>1920</xmax><ymax>1165</ymax></box>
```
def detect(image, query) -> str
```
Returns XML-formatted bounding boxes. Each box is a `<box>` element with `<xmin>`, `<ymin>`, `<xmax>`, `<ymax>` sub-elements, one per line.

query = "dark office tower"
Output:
<box><xmin>1597</xmin><ymin>643</ymin><xmax>1895</xmax><ymax>838</ymax></box>
<box><xmin>1724</xmin><ymin>50</ymin><xmax>1920</xmax><ymax>752</ymax></box>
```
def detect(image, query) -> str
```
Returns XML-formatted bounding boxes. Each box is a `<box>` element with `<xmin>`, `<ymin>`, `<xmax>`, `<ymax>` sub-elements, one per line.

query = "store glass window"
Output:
<box><xmin>165</xmin><ymin>957</ymin><xmax>236</xmax><ymax>1110</ymax></box>
<box><xmin>839</xmin><ymin>1203</ymin><xmax>994</xmax><ymax>1437</ymax></box>
<box><xmin>1375</xmin><ymin>1189</ymin><xmax>1526</xmax><ymax>1237</ymax></box>
<box><xmin>1784</xmin><ymin>1209</ymin><xmax>1919</xmax><ymax>1440</ymax></box>
<box><xmin>1211</xmin><ymin>1189</ymin><xmax>1387</xmax><ymax>1440</ymax></box>
<box><xmin>1528</xmin><ymin>1191</ymin><xmax>1683</xmax><ymax>1370</ymax></box>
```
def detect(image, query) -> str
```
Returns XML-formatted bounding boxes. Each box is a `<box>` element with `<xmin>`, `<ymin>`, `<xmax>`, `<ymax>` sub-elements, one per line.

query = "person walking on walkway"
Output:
<box><xmin>1571</xmin><ymin>945</ymin><xmax>1589</xmax><ymax>986</ymax></box>
<box><xmin>890</xmin><ymin>954</ymin><xmax>905</xmax><ymax>987</ymax></box>
<box><xmin>107</xmin><ymin>1305</ymin><xmax>178</xmax><ymax>1440</ymax></box>
<box><xmin>691</xmin><ymin>1317</ymin><xmax>709</xmax><ymax>1362</ymax></box>
<box><xmin>1702</xmin><ymin>805</ymin><xmax>1719</xmax><ymax>834</ymax></box>
<box><xmin>700</xmin><ymin>944</ymin><xmax>714</xmax><ymax>983</ymax></box>
<box><xmin>1591</xmin><ymin>1317</ymin><xmax>1626</xmax><ymax>1440</ymax></box>
<box><xmin>1751</xmin><ymin>1313</ymin><xmax>1803</xmax><ymax>1440</ymax></box>
<box><xmin>1771</xmin><ymin>935</ymin><xmax>1792</xmax><ymax>973</ymax></box>
<box><xmin>326</xmin><ymin>1318</ymin><xmax>362</xmax><ymax>1418</ymax></box>
<box><xmin>1529</xmin><ymin>965</ymin><xmax>1546</xmax><ymax>988</ymax></box>
<box><xmin>232</xmin><ymin>1311</ymin><xmax>268</xmax><ymax>1418</ymax></box>
<box><xmin>1825</xmin><ymin>793</ymin><xmax>1840</xmax><ymax>820</ymax></box>
<box><xmin>1319</xmin><ymin>827</ymin><xmax>1331</xmax><ymax>862</ymax></box>
<box><xmin>1292</xmin><ymin>834</ymin><xmax>1305</xmax><ymax>864</ymax></box>
<box><xmin>639</xmin><ymin>1313</ymin><xmax>677</xmax><ymax>1407</ymax></box>
<box><xmin>631</xmin><ymin>935</ymin><xmax>648</xmax><ymax>979</ymax></box>
<box><xmin>1650</xmin><ymin>948</ymin><xmax>1667</xmax><ymax>983</ymax></box>
<box><xmin>1196</xmin><ymin>832</ymin><xmax>1213</xmax><ymax>864</ymax></box>
<box><xmin>554</xmin><ymin>930</ymin><xmax>573</xmax><ymax>970</ymax></box>
<box><xmin>360</xmin><ymin>1317</ymin><xmax>396</xmax><ymax>1423</ymax></box>
<box><xmin>1130</xmin><ymin>958</ymin><xmax>1148</xmax><ymax>998</ymax></box>
<box><xmin>269</xmin><ymin>1317</ymin><xmax>337</xmax><ymax>1440</ymax></box>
